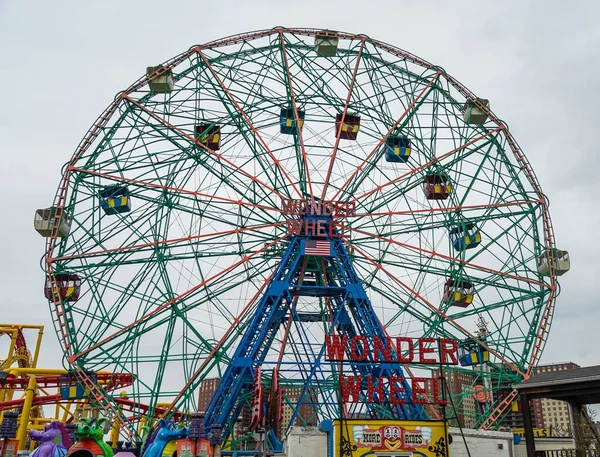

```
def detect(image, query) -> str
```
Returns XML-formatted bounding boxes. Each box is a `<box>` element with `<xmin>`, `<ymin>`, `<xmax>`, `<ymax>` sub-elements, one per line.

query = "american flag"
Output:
<box><xmin>305</xmin><ymin>239</ymin><xmax>332</xmax><ymax>256</ymax></box>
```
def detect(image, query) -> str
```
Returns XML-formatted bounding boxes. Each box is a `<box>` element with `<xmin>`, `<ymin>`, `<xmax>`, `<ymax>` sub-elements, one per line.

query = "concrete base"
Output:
<box><xmin>448</xmin><ymin>427</ymin><xmax>515</xmax><ymax>457</ymax></box>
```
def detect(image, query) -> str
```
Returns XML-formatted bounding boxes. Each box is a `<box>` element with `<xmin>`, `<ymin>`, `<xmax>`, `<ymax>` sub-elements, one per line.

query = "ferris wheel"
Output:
<box><xmin>37</xmin><ymin>28</ymin><xmax>570</xmax><ymax>443</ymax></box>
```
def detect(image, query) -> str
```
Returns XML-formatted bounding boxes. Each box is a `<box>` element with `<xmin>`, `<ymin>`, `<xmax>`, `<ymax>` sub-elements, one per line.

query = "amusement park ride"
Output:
<box><xmin>20</xmin><ymin>27</ymin><xmax>571</xmax><ymax>456</ymax></box>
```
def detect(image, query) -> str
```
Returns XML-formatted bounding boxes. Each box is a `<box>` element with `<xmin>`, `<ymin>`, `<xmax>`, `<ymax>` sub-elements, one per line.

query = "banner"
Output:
<box><xmin>333</xmin><ymin>419</ymin><xmax>448</xmax><ymax>457</ymax></box>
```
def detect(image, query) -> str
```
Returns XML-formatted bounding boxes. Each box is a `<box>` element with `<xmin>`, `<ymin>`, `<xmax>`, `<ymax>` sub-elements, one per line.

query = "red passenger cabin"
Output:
<box><xmin>423</xmin><ymin>174</ymin><xmax>452</xmax><ymax>200</ymax></box>
<box><xmin>443</xmin><ymin>279</ymin><xmax>474</xmax><ymax>308</ymax></box>
<box><xmin>44</xmin><ymin>274</ymin><xmax>81</xmax><ymax>302</ymax></box>
<box><xmin>195</xmin><ymin>123</ymin><xmax>221</xmax><ymax>151</ymax></box>
<box><xmin>335</xmin><ymin>113</ymin><xmax>360</xmax><ymax>140</ymax></box>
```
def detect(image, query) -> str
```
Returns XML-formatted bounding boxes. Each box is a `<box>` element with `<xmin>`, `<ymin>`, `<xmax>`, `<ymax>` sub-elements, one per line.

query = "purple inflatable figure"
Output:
<box><xmin>30</xmin><ymin>421</ymin><xmax>72</xmax><ymax>457</ymax></box>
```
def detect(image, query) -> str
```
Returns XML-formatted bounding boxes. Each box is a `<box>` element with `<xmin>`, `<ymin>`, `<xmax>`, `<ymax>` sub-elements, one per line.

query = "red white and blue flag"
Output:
<box><xmin>305</xmin><ymin>239</ymin><xmax>332</xmax><ymax>256</ymax></box>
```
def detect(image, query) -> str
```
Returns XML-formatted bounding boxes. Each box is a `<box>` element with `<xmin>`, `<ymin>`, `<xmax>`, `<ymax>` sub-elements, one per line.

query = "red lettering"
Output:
<box><xmin>328</xmin><ymin>221</ymin><xmax>339</xmax><ymax>238</ymax></box>
<box><xmin>368</xmin><ymin>376</ymin><xmax>385</xmax><ymax>403</ymax></box>
<box><xmin>373</xmin><ymin>337</ymin><xmax>392</xmax><ymax>362</ymax></box>
<box><xmin>411</xmin><ymin>377</ymin><xmax>428</xmax><ymax>404</ymax></box>
<box><xmin>286</xmin><ymin>220</ymin><xmax>302</xmax><ymax>236</ymax></box>
<box><xmin>433</xmin><ymin>377</ymin><xmax>447</xmax><ymax>405</ymax></box>
<box><xmin>310</xmin><ymin>202</ymin><xmax>321</xmax><ymax>216</ymax></box>
<box><xmin>281</xmin><ymin>198</ymin><xmax>293</xmax><ymax>215</ymax></box>
<box><xmin>418</xmin><ymin>338</ymin><xmax>436</xmax><ymax>363</ymax></box>
<box><xmin>396</xmin><ymin>337</ymin><xmax>414</xmax><ymax>363</ymax></box>
<box><xmin>317</xmin><ymin>220</ymin><xmax>327</xmax><ymax>236</ymax></box>
<box><xmin>389</xmin><ymin>376</ymin><xmax>406</xmax><ymax>404</ymax></box>
<box><xmin>299</xmin><ymin>200</ymin><xmax>308</xmax><ymax>215</ymax></box>
<box><xmin>340</xmin><ymin>375</ymin><xmax>362</xmax><ymax>402</ymax></box>
<box><xmin>304</xmin><ymin>220</ymin><xmax>316</xmax><ymax>236</ymax></box>
<box><xmin>440</xmin><ymin>338</ymin><xmax>459</xmax><ymax>365</ymax></box>
<box><xmin>325</xmin><ymin>335</ymin><xmax>347</xmax><ymax>361</ymax></box>
<box><xmin>346</xmin><ymin>201</ymin><xmax>356</xmax><ymax>217</ymax></box>
<box><xmin>350</xmin><ymin>336</ymin><xmax>368</xmax><ymax>361</ymax></box>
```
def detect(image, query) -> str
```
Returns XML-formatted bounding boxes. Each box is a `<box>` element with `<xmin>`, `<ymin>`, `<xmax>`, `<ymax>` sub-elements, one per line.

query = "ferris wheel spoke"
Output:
<box><xmin>121</xmin><ymin>94</ymin><xmax>287</xmax><ymax>206</ymax></box>
<box><xmin>163</xmin><ymin>268</ymin><xmax>278</xmax><ymax>414</ymax></box>
<box><xmin>69</xmin><ymin>234</ymin><xmax>288</xmax><ymax>364</ymax></box>
<box><xmin>347</xmin><ymin>226</ymin><xmax>548</xmax><ymax>289</ymax></box>
<box><xmin>349</xmin><ymin>241</ymin><xmax>527</xmax><ymax>376</ymax></box>
<box><xmin>49</xmin><ymin>220</ymin><xmax>284</xmax><ymax>264</ymax></box>
<box><xmin>277</xmin><ymin>31</ymin><xmax>316</xmax><ymax>198</ymax></box>
<box><xmin>320</xmin><ymin>36</ymin><xmax>366</xmax><ymax>200</ymax></box>
<box><xmin>331</xmin><ymin>70</ymin><xmax>442</xmax><ymax>202</ymax></box>
<box><xmin>194</xmin><ymin>48</ymin><xmax>303</xmax><ymax>199</ymax></box>
<box><xmin>75</xmin><ymin>254</ymin><xmax>275</xmax><ymax>371</ymax></box>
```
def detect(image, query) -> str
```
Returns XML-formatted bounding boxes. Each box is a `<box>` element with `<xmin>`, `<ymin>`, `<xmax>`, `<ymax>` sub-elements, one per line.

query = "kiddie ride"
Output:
<box><xmin>0</xmin><ymin>416</ymin><xmax>217</xmax><ymax>457</ymax></box>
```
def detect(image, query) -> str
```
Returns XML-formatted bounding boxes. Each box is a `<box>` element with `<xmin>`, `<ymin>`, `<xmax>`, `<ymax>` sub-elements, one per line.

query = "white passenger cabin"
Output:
<box><xmin>537</xmin><ymin>249</ymin><xmax>570</xmax><ymax>276</ymax></box>
<box><xmin>34</xmin><ymin>207</ymin><xmax>71</xmax><ymax>238</ymax></box>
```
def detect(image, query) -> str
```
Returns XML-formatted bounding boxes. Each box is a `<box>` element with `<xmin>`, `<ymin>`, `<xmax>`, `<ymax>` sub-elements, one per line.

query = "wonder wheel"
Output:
<box><xmin>38</xmin><ymin>28</ymin><xmax>569</xmax><ymax>444</ymax></box>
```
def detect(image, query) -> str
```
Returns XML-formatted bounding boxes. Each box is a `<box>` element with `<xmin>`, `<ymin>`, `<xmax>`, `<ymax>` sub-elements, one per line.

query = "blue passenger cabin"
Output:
<box><xmin>384</xmin><ymin>136</ymin><xmax>411</xmax><ymax>163</ymax></box>
<box><xmin>280</xmin><ymin>108</ymin><xmax>305</xmax><ymax>134</ymax></box>
<box><xmin>449</xmin><ymin>222</ymin><xmax>481</xmax><ymax>251</ymax></box>
<box><xmin>443</xmin><ymin>278</ymin><xmax>474</xmax><ymax>308</ymax></box>
<box><xmin>59</xmin><ymin>371</ymin><xmax>97</xmax><ymax>399</ymax></box>
<box><xmin>99</xmin><ymin>185</ymin><xmax>131</xmax><ymax>215</ymax></box>
<box><xmin>458</xmin><ymin>338</ymin><xmax>489</xmax><ymax>367</ymax></box>
<box><xmin>423</xmin><ymin>174</ymin><xmax>452</xmax><ymax>200</ymax></box>
<box><xmin>195</xmin><ymin>123</ymin><xmax>221</xmax><ymax>151</ymax></box>
<box><xmin>335</xmin><ymin>113</ymin><xmax>360</xmax><ymax>140</ymax></box>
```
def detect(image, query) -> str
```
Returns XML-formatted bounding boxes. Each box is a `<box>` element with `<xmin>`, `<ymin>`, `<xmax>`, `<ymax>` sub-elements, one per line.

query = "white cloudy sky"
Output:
<box><xmin>0</xmin><ymin>0</ymin><xmax>598</xmax><ymax>388</ymax></box>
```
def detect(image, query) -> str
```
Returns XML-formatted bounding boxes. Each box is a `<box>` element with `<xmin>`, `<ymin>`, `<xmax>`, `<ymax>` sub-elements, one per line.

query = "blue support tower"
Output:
<box><xmin>203</xmin><ymin>209</ymin><xmax>424</xmax><ymax>448</ymax></box>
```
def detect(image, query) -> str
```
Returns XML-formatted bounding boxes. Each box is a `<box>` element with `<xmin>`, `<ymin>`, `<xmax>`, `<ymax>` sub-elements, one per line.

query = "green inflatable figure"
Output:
<box><xmin>66</xmin><ymin>418</ymin><xmax>114</xmax><ymax>457</ymax></box>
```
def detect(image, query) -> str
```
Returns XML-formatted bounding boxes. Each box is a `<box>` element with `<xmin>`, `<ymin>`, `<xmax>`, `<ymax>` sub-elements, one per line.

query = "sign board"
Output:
<box><xmin>512</xmin><ymin>427</ymin><xmax>555</xmax><ymax>438</ymax></box>
<box><xmin>333</xmin><ymin>419</ymin><xmax>448</xmax><ymax>457</ymax></box>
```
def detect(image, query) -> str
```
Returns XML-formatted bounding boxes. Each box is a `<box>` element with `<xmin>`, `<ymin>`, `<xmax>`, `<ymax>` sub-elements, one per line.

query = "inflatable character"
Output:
<box><xmin>142</xmin><ymin>419</ymin><xmax>188</xmax><ymax>457</ymax></box>
<box><xmin>66</xmin><ymin>418</ymin><xmax>113</xmax><ymax>457</ymax></box>
<box><xmin>30</xmin><ymin>421</ymin><xmax>72</xmax><ymax>457</ymax></box>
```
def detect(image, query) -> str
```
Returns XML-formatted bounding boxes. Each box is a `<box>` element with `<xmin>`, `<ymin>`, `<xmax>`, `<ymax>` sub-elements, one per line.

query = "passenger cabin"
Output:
<box><xmin>458</xmin><ymin>338</ymin><xmax>489</xmax><ymax>367</ymax></box>
<box><xmin>449</xmin><ymin>222</ymin><xmax>481</xmax><ymax>251</ymax></box>
<box><xmin>315</xmin><ymin>31</ymin><xmax>338</xmax><ymax>57</ymax></box>
<box><xmin>34</xmin><ymin>207</ymin><xmax>71</xmax><ymax>238</ymax></box>
<box><xmin>537</xmin><ymin>249</ymin><xmax>571</xmax><ymax>276</ymax></box>
<box><xmin>146</xmin><ymin>66</ymin><xmax>174</xmax><ymax>93</ymax></box>
<box><xmin>280</xmin><ymin>108</ymin><xmax>305</xmax><ymax>134</ymax></box>
<box><xmin>59</xmin><ymin>371</ymin><xmax>97</xmax><ymax>399</ymax></box>
<box><xmin>423</xmin><ymin>174</ymin><xmax>452</xmax><ymax>200</ymax></box>
<box><xmin>44</xmin><ymin>274</ymin><xmax>81</xmax><ymax>302</ymax></box>
<box><xmin>99</xmin><ymin>185</ymin><xmax>131</xmax><ymax>215</ymax></box>
<box><xmin>443</xmin><ymin>279</ymin><xmax>474</xmax><ymax>308</ymax></box>
<box><xmin>335</xmin><ymin>113</ymin><xmax>360</xmax><ymax>140</ymax></box>
<box><xmin>384</xmin><ymin>136</ymin><xmax>411</xmax><ymax>163</ymax></box>
<box><xmin>195</xmin><ymin>123</ymin><xmax>221</xmax><ymax>151</ymax></box>
<box><xmin>462</xmin><ymin>98</ymin><xmax>489</xmax><ymax>125</ymax></box>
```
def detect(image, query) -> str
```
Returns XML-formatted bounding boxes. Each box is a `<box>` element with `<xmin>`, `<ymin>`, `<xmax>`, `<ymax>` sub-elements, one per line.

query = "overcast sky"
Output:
<box><xmin>1</xmin><ymin>0</ymin><xmax>598</xmax><ymax>391</ymax></box>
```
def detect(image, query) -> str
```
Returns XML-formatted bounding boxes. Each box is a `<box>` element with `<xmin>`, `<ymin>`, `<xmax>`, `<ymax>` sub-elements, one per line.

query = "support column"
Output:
<box><xmin>520</xmin><ymin>393</ymin><xmax>536</xmax><ymax>457</ymax></box>
<box><xmin>17</xmin><ymin>376</ymin><xmax>37</xmax><ymax>450</ymax></box>
<box><xmin>571</xmin><ymin>402</ymin><xmax>584</xmax><ymax>457</ymax></box>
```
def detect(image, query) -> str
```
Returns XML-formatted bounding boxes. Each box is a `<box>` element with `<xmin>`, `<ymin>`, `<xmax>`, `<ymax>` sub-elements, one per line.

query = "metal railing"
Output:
<box><xmin>534</xmin><ymin>450</ymin><xmax>599</xmax><ymax>457</ymax></box>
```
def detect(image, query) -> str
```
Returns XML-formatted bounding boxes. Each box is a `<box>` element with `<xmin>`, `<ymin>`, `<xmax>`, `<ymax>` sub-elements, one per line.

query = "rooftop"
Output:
<box><xmin>514</xmin><ymin>365</ymin><xmax>600</xmax><ymax>404</ymax></box>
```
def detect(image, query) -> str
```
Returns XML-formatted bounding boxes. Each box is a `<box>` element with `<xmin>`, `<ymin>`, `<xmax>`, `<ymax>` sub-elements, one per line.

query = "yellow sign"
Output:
<box><xmin>333</xmin><ymin>419</ymin><xmax>448</xmax><ymax>457</ymax></box>
<box><xmin>512</xmin><ymin>427</ymin><xmax>555</xmax><ymax>438</ymax></box>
